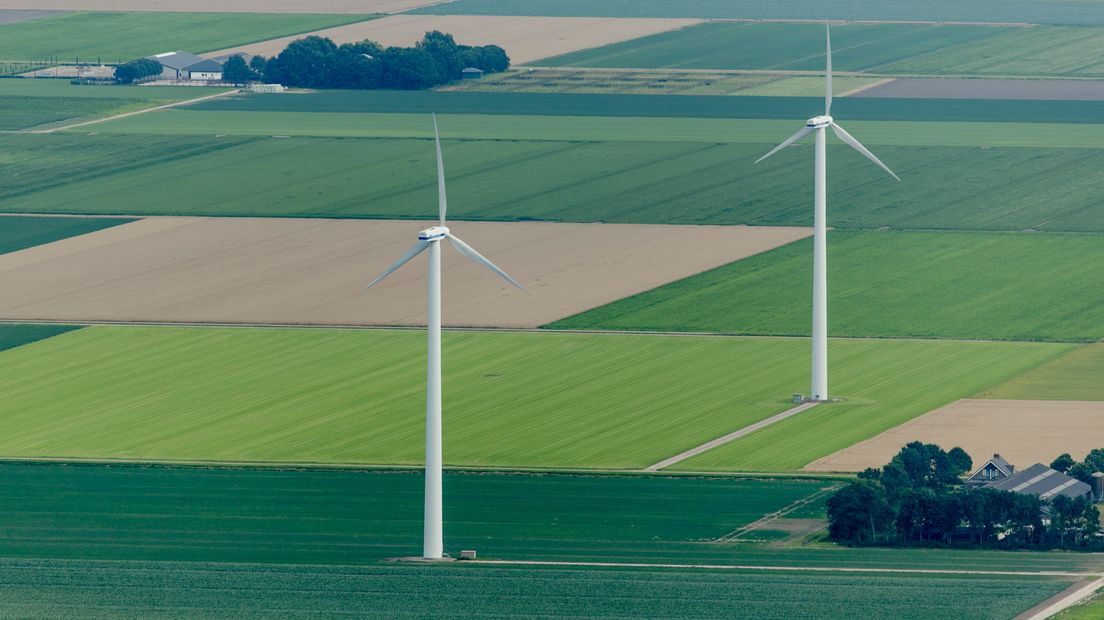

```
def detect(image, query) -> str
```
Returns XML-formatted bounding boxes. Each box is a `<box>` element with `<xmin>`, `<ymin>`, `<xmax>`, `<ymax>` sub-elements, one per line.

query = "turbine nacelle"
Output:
<box><xmin>419</xmin><ymin>226</ymin><xmax>450</xmax><ymax>242</ymax></box>
<box><xmin>806</xmin><ymin>115</ymin><xmax>833</xmax><ymax>129</ymax></box>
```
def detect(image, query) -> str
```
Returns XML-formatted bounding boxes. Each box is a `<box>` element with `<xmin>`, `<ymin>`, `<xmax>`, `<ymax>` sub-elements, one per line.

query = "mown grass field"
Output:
<box><xmin>1055</xmin><ymin>592</ymin><xmax>1104</xmax><ymax>620</ymax></box>
<box><xmin>0</xmin><ymin>327</ymin><xmax>1065</xmax><ymax>469</ymax></box>
<box><xmin>9</xmin><ymin>131</ymin><xmax>1104</xmax><ymax>231</ymax></box>
<box><xmin>409</xmin><ymin>0</ymin><xmax>1104</xmax><ymax>25</ymax></box>
<box><xmin>538</xmin><ymin>22</ymin><xmax>1013</xmax><ymax>72</ymax></box>
<box><xmin>551</xmin><ymin>231</ymin><xmax>1104</xmax><ymax>342</ymax></box>
<box><xmin>979</xmin><ymin>343</ymin><xmax>1104</xmax><ymax>400</ymax></box>
<box><xmin>0</xmin><ymin>80</ymin><xmax>228</xmax><ymax>130</ymax></box>
<box><xmin>0</xmin><ymin>559</ymin><xmax>1065</xmax><ymax>620</ymax></box>
<box><xmin>0</xmin><ymin>324</ymin><xmax>80</xmax><ymax>353</ymax></box>
<box><xmin>0</xmin><ymin>215</ymin><xmax>132</xmax><ymax>254</ymax></box>
<box><xmin>0</xmin><ymin>11</ymin><xmax>372</xmax><ymax>60</ymax></box>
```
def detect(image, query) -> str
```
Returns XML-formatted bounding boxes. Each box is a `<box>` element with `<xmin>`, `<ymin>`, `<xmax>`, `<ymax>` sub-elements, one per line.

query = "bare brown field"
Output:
<box><xmin>0</xmin><ymin>0</ymin><xmax>439</xmax><ymax>13</ymax></box>
<box><xmin>805</xmin><ymin>399</ymin><xmax>1104</xmax><ymax>473</ymax></box>
<box><xmin>208</xmin><ymin>15</ymin><xmax>703</xmax><ymax>65</ymax></box>
<box><xmin>0</xmin><ymin>217</ymin><xmax>809</xmax><ymax>328</ymax></box>
<box><xmin>853</xmin><ymin>77</ymin><xmax>1104</xmax><ymax>100</ymax></box>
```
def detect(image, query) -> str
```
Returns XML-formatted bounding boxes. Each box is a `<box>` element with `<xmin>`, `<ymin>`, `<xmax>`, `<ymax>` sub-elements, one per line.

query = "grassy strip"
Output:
<box><xmin>549</xmin><ymin>231</ymin><xmax>1104</xmax><ymax>342</ymax></box>
<box><xmin>979</xmin><ymin>343</ymin><xmax>1104</xmax><ymax>400</ymax></box>
<box><xmin>0</xmin><ymin>327</ymin><xmax>1064</xmax><ymax>469</ymax></box>
<box><xmin>0</xmin><ymin>11</ymin><xmax>374</xmax><ymax>61</ymax></box>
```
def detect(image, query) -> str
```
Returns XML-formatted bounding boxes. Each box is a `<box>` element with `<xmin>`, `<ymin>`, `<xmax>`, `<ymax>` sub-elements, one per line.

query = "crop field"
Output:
<box><xmin>550</xmin><ymin>231</ymin><xmax>1104</xmax><ymax>342</ymax></box>
<box><xmin>0</xmin><ymin>217</ymin><xmax>807</xmax><ymax>328</ymax></box>
<box><xmin>0</xmin><ymin>323</ymin><xmax>79</xmax><ymax>352</ymax></box>
<box><xmin>0</xmin><ymin>0</ymin><xmax>430</xmax><ymax>11</ymax></box>
<box><xmin>0</xmin><ymin>559</ymin><xmax>1067</xmax><ymax>620</ymax></box>
<box><xmin>445</xmin><ymin>68</ymin><xmax>886</xmax><ymax>97</ymax></box>
<box><xmin>0</xmin><ymin>11</ymin><xmax>373</xmax><ymax>60</ymax></box>
<box><xmin>979</xmin><ymin>343</ymin><xmax>1104</xmax><ymax>400</ymax></box>
<box><xmin>410</xmin><ymin>0</ymin><xmax>1104</xmax><ymax>25</ymax></box>
<box><xmin>1056</xmin><ymin>592</ymin><xmax>1104</xmax><ymax>620</ymax></box>
<box><xmin>806</xmin><ymin>398</ymin><xmax>1104</xmax><ymax>473</ymax></box>
<box><xmin>9</xmin><ymin>130</ymin><xmax>1104</xmax><ymax>231</ymax></box>
<box><xmin>0</xmin><ymin>214</ymin><xmax>132</xmax><ymax>254</ymax></box>
<box><xmin>538</xmin><ymin>22</ymin><xmax>1013</xmax><ymax>72</ymax></box>
<box><xmin>0</xmin><ymin>326</ymin><xmax>1064</xmax><ymax>469</ymax></box>
<box><xmin>188</xmin><ymin>89</ymin><xmax>1104</xmax><ymax>124</ymax></box>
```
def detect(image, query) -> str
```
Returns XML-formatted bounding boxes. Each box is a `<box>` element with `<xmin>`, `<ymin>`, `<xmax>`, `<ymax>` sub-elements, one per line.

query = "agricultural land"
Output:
<box><xmin>2</xmin><ymin>1</ymin><xmax>1104</xmax><ymax>617</ymax></box>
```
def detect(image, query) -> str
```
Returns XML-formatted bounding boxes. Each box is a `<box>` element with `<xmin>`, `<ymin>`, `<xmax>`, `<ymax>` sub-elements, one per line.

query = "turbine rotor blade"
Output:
<box><xmin>366</xmin><ymin>240</ymin><xmax>430</xmax><ymax>289</ymax></box>
<box><xmin>755</xmin><ymin>126</ymin><xmax>814</xmax><ymax>164</ymax></box>
<box><xmin>825</xmin><ymin>23</ymin><xmax>833</xmax><ymax>116</ymax></box>
<box><xmin>446</xmin><ymin>233</ymin><xmax>526</xmax><ymax>293</ymax></box>
<box><xmin>433</xmin><ymin>113</ymin><xmax>447</xmax><ymax>226</ymax></box>
<box><xmin>831</xmin><ymin>123</ymin><xmax>900</xmax><ymax>181</ymax></box>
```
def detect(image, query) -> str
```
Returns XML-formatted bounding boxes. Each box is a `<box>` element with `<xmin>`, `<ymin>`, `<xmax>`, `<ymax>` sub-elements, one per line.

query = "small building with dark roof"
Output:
<box><xmin>461</xmin><ymin>67</ymin><xmax>484</xmax><ymax>80</ymax></box>
<box><xmin>148</xmin><ymin>51</ymin><xmax>223</xmax><ymax>81</ymax></box>
<box><xmin>965</xmin><ymin>453</ymin><xmax>1016</xmax><ymax>488</ymax></box>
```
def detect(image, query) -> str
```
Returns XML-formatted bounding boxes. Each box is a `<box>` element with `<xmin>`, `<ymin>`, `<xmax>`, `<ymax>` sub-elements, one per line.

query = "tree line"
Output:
<box><xmin>113</xmin><ymin>58</ymin><xmax>162</xmax><ymax>84</ymax></box>
<box><xmin>223</xmin><ymin>31</ymin><xmax>509</xmax><ymax>89</ymax></box>
<box><xmin>827</xmin><ymin>442</ymin><xmax>1101</xmax><ymax>550</ymax></box>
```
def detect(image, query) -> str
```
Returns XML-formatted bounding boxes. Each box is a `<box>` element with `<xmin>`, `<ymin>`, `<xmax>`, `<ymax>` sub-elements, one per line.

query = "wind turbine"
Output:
<box><xmin>755</xmin><ymin>25</ymin><xmax>899</xmax><ymax>402</ymax></box>
<box><xmin>367</xmin><ymin>115</ymin><xmax>523</xmax><ymax>560</ymax></box>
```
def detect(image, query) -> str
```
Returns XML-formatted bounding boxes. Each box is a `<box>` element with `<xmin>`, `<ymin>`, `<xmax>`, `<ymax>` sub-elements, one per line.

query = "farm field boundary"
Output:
<box><xmin>0</xmin><ymin>0</ymin><xmax>440</xmax><ymax>12</ymax></box>
<box><xmin>207</xmin><ymin>14</ymin><xmax>702</xmax><ymax>65</ymax></box>
<box><xmin>979</xmin><ymin>343</ymin><xmax>1104</xmax><ymax>401</ymax></box>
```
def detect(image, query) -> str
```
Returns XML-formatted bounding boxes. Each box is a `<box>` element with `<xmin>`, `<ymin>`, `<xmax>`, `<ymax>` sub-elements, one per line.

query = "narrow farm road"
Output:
<box><xmin>1017</xmin><ymin>576</ymin><xmax>1104</xmax><ymax>620</ymax></box>
<box><xmin>26</xmin><ymin>88</ymin><xmax>239</xmax><ymax>134</ymax></box>
<box><xmin>642</xmin><ymin>401</ymin><xmax>820</xmax><ymax>471</ymax></box>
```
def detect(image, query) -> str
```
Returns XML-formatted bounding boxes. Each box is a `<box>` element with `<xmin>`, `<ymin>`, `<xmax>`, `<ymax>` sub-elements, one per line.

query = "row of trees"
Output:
<box><xmin>113</xmin><ymin>58</ymin><xmax>162</xmax><ymax>84</ymax></box>
<box><xmin>1052</xmin><ymin>449</ymin><xmax>1104</xmax><ymax>485</ymax></box>
<box><xmin>224</xmin><ymin>32</ymin><xmax>509</xmax><ymax>89</ymax></box>
<box><xmin>827</xmin><ymin>442</ymin><xmax>1101</xmax><ymax>550</ymax></box>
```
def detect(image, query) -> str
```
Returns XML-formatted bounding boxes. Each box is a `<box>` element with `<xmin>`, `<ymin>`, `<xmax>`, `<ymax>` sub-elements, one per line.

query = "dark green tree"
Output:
<box><xmin>417</xmin><ymin>31</ymin><xmax>464</xmax><ymax>81</ymax></box>
<box><xmin>379</xmin><ymin>46</ymin><xmax>440</xmax><ymax>89</ymax></box>
<box><xmin>222</xmin><ymin>54</ymin><xmax>253</xmax><ymax>84</ymax></box>
<box><xmin>947</xmin><ymin>446</ymin><xmax>973</xmax><ymax>476</ymax></box>
<box><xmin>826</xmin><ymin>480</ymin><xmax>895</xmax><ymax>544</ymax></box>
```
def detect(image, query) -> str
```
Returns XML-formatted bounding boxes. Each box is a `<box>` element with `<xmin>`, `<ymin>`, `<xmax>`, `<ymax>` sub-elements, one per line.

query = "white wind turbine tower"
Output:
<box><xmin>367</xmin><ymin>115</ymin><xmax>523</xmax><ymax>560</ymax></box>
<box><xmin>755</xmin><ymin>24</ymin><xmax>899</xmax><ymax>402</ymax></box>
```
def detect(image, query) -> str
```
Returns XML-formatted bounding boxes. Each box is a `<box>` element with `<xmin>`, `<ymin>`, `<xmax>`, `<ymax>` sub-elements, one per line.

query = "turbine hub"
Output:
<box><xmin>419</xmin><ymin>226</ymin><xmax>449</xmax><ymax>241</ymax></box>
<box><xmin>806</xmin><ymin>115</ymin><xmax>833</xmax><ymax>129</ymax></box>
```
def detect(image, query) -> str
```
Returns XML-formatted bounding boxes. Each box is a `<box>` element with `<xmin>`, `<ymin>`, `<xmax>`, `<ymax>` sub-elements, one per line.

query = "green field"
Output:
<box><xmin>0</xmin><ymin>80</ymin><xmax>228</xmax><ymax>130</ymax></box>
<box><xmin>410</xmin><ymin>0</ymin><xmax>1104</xmax><ymax>25</ymax></box>
<box><xmin>0</xmin><ymin>326</ymin><xmax>1066</xmax><ymax>469</ymax></box>
<box><xmin>979</xmin><ymin>343</ymin><xmax>1104</xmax><ymax>400</ymax></box>
<box><xmin>0</xmin><ymin>463</ymin><xmax>1080</xmax><ymax>617</ymax></box>
<box><xmin>6</xmin><ymin>129</ymin><xmax>1104</xmax><ymax>231</ymax></box>
<box><xmin>0</xmin><ymin>12</ymin><xmax>372</xmax><ymax>61</ymax></box>
<box><xmin>0</xmin><ymin>324</ymin><xmax>81</xmax><ymax>353</ymax></box>
<box><xmin>550</xmin><ymin>231</ymin><xmax>1104</xmax><ymax>342</ymax></box>
<box><xmin>1055</xmin><ymin>591</ymin><xmax>1104</xmax><ymax>619</ymax></box>
<box><xmin>0</xmin><ymin>215</ymin><xmax>133</xmax><ymax>254</ymax></box>
<box><xmin>189</xmin><ymin>90</ymin><xmax>1104</xmax><ymax>124</ymax></box>
<box><xmin>0</xmin><ymin>559</ymin><xmax>1065</xmax><ymax>620</ymax></box>
<box><xmin>538</xmin><ymin>22</ymin><xmax>1012</xmax><ymax>72</ymax></box>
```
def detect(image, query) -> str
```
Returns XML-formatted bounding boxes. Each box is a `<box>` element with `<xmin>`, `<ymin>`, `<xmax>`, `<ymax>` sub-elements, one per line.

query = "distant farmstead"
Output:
<box><xmin>967</xmin><ymin>454</ymin><xmax>1094</xmax><ymax>502</ymax></box>
<box><xmin>148</xmin><ymin>51</ymin><xmax>223</xmax><ymax>82</ymax></box>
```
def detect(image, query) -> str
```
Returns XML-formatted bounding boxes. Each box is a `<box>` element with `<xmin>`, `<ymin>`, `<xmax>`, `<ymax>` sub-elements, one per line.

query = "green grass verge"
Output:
<box><xmin>1054</xmin><ymin>590</ymin><xmax>1104</xmax><ymax>619</ymax></box>
<box><xmin>549</xmin><ymin>231</ymin><xmax>1104</xmax><ymax>342</ymax></box>
<box><xmin>0</xmin><ymin>558</ymin><xmax>1066</xmax><ymax>620</ymax></box>
<box><xmin>7</xmin><ymin>132</ymin><xmax>1104</xmax><ymax>232</ymax></box>
<box><xmin>0</xmin><ymin>327</ymin><xmax>1064</xmax><ymax>469</ymax></box>
<box><xmin>408</xmin><ymin>0</ymin><xmax>1104</xmax><ymax>26</ymax></box>
<box><xmin>0</xmin><ymin>324</ymin><xmax>80</xmax><ymax>353</ymax></box>
<box><xmin>0</xmin><ymin>80</ymin><xmax>228</xmax><ymax>130</ymax></box>
<box><xmin>537</xmin><ymin>22</ymin><xmax>1012</xmax><ymax>72</ymax></box>
<box><xmin>0</xmin><ymin>214</ymin><xmax>132</xmax><ymax>254</ymax></box>
<box><xmin>0</xmin><ymin>11</ymin><xmax>373</xmax><ymax>60</ymax></box>
<box><xmin>979</xmin><ymin>343</ymin><xmax>1104</xmax><ymax>400</ymax></box>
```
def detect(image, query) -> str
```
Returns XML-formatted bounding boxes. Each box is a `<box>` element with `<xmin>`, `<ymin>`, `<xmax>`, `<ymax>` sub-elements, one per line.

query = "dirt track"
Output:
<box><xmin>854</xmin><ymin>77</ymin><xmax>1104</xmax><ymax>101</ymax></box>
<box><xmin>207</xmin><ymin>14</ymin><xmax>702</xmax><ymax>64</ymax></box>
<box><xmin>0</xmin><ymin>0</ymin><xmax>439</xmax><ymax>13</ymax></box>
<box><xmin>805</xmin><ymin>399</ymin><xmax>1104</xmax><ymax>473</ymax></box>
<box><xmin>0</xmin><ymin>217</ymin><xmax>808</xmax><ymax>328</ymax></box>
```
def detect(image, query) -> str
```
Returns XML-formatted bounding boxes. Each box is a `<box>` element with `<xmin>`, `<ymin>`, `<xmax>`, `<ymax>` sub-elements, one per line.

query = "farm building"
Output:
<box><xmin>461</xmin><ymin>67</ymin><xmax>484</xmax><ymax>80</ymax></box>
<box><xmin>148</xmin><ymin>51</ymin><xmax>223</xmax><ymax>81</ymax></box>
<box><xmin>970</xmin><ymin>460</ymin><xmax>1093</xmax><ymax>502</ymax></box>
<box><xmin>965</xmin><ymin>453</ymin><xmax>1016</xmax><ymax>488</ymax></box>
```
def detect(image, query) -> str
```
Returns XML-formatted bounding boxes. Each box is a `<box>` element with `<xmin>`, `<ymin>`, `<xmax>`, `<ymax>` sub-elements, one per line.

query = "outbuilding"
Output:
<box><xmin>461</xmin><ymin>67</ymin><xmax>484</xmax><ymax>80</ymax></box>
<box><xmin>148</xmin><ymin>51</ymin><xmax>223</xmax><ymax>82</ymax></box>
